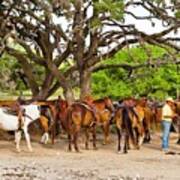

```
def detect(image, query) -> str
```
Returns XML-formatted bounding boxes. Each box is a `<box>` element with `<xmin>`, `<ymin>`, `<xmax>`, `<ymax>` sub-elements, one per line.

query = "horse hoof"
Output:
<box><xmin>29</xmin><ymin>149</ymin><xmax>33</xmax><ymax>152</ymax></box>
<box><xmin>136</xmin><ymin>146</ymin><xmax>140</xmax><ymax>150</ymax></box>
<box><xmin>76</xmin><ymin>150</ymin><xmax>82</xmax><ymax>153</ymax></box>
<box><xmin>68</xmin><ymin>149</ymin><xmax>72</xmax><ymax>152</ymax></box>
<box><xmin>102</xmin><ymin>142</ymin><xmax>106</xmax><ymax>145</ymax></box>
<box><xmin>93</xmin><ymin>147</ymin><xmax>98</xmax><ymax>150</ymax></box>
<box><xmin>16</xmin><ymin>149</ymin><xmax>21</xmax><ymax>153</ymax></box>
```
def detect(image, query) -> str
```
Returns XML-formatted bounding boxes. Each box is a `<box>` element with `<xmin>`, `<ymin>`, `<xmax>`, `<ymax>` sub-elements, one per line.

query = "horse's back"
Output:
<box><xmin>0</xmin><ymin>108</ymin><xmax>19</xmax><ymax>131</ymax></box>
<box><xmin>23</xmin><ymin>104</ymin><xmax>40</xmax><ymax>120</ymax></box>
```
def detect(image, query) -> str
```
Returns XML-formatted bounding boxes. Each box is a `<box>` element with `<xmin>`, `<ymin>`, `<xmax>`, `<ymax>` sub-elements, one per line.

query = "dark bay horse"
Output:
<box><xmin>83</xmin><ymin>96</ymin><xmax>115</xmax><ymax>145</ymax></box>
<box><xmin>119</xmin><ymin>97</ymin><xmax>150</xmax><ymax>144</ymax></box>
<box><xmin>114</xmin><ymin>106</ymin><xmax>140</xmax><ymax>153</ymax></box>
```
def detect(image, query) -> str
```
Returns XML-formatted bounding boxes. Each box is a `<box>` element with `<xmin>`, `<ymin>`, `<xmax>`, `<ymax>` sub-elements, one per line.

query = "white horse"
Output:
<box><xmin>0</xmin><ymin>104</ymin><xmax>49</xmax><ymax>152</ymax></box>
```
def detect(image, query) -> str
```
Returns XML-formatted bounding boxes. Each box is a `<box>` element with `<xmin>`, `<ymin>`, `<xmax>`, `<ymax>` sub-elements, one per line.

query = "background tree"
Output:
<box><xmin>0</xmin><ymin>0</ymin><xmax>180</xmax><ymax>101</ymax></box>
<box><xmin>92</xmin><ymin>45</ymin><xmax>180</xmax><ymax>100</ymax></box>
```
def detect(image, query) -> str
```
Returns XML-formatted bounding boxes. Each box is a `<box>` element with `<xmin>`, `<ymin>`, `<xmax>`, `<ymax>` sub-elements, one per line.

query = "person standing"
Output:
<box><xmin>161</xmin><ymin>97</ymin><xmax>176</xmax><ymax>153</ymax></box>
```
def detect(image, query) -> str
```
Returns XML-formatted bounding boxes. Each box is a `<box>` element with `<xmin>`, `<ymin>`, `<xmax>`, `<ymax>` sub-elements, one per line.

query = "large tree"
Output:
<box><xmin>0</xmin><ymin>0</ymin><xmax>180</xmax><ymax>101</ymax></box>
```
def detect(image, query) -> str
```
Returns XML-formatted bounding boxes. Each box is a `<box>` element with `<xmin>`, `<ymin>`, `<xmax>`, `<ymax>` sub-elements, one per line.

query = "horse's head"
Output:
<box><xmin>176</xmin><ymin>102</ymin><xmax>180</xmax><ymax>115</ymax></box>
<box><xmin>104</xmin><ymin>97</ymin><xmax>115</xmax><ymax>112</ymax></box>
<box><xmin>174</xmin><ymin>102</ymin><xmax>180</xmax><ymax>115</ymax></box>
<box><xmin>58</xmin><ymin>99</ymin><xmax>69</xmax><ymax>111</ymax></box>
<box><xmin>83</xmin><ymin>95</ymin><xmax>94</xmax><ymax>104</ymax></box>
<box><xmin>123</xmin><ymin>97</ymin><xmax>137</xmax><ymax>107</ymax></box>
<box><xmin>137</xmin><ymin>97</ymin><xmax>148</xmax><ymax>107</ymax></box>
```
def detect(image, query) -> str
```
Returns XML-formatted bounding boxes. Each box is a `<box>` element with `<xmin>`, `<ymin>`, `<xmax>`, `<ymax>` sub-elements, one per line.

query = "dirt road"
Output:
<box><xmin>0</xmin><ymin>133</ymin><xmax>180</xmax><ymax>180</ymax></box>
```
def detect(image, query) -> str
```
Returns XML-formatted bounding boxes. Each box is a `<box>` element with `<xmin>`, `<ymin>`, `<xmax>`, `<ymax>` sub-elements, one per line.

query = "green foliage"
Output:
<box><xmin>92</xmin><ymin>0</ymin><xmax>124</xmax><ymax>28</ymax></box>
<box><xmin>175</xmin><ymin>10</ymin><xmax>180</xmax><ymax>19</ymax></box>
<box><xmin>0</xmin><ymin>54</ymin><xmax>19</xmax><ymax>91</ymax></box>
<box><xmin>94</xmin><ymin>0</ymin><xmax>124</xmax><ymax>19</ymax></box>
<box><xmin>92</xmin><ymin>45</ymin><xmax>180</xmax><ymax>100</ymax></box>
<box><xmin>0</xmin><ymin>53</ymin><xmax>45</xmax><ymax>92</ymax></box>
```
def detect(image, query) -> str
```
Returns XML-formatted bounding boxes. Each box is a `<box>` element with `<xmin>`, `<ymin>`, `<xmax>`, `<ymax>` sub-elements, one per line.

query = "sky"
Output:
<box><xmin>125</xmin><ymin>3</ymin><xmax>180</xmax><ymax>37</ymax></box>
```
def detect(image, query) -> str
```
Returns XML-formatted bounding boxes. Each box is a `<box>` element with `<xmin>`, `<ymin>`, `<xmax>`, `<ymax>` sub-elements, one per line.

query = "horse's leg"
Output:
<box><xmin>68</xmin><ymin>133</ymin><xmax>72</xmax><ymax>151</ymax></box>
<box><xmin>41</xmin><ymin>132</ymin><xmax>49</xmax><ymax>145</ymax></box>
<box><xmin>85</xmin><ymin>128</ymin><xmax>89</xmax><ymax>150</ymax></box>
<box><xmin>147</xmin><ymin>117</ymin><xmax>152</xmax><ymax>143</ymax></box>
<box><xmin>132</xmin><ymin>127</ymin><xmax>139</xmax><ymax>150</ymax></box>
<box><xmin>39</xmin><ymin>116</ymin><xmax>49</xmax><ymax>144</ymax></box>
<box><xmin>50</xmin><ymin>106</ymin><xmax>57</xmax><ymax>145</ymax></box>
<box><xmin>73</xmin><ymin>132</ymin><xmax>79</xmax><ymax>152</ymax></box>
<box><xmin>136</xmin><ymin>125</ymin><xmax>145</xmax><ymax>148</ymax></box>
<box><xmin>23</xmin><ymin>126</ymin><xmax>33</xmax><ymax>152</ymax></box>
<box><xmin>102</xmin><ymin>121</ymin><xmax>110</xmax><ymax>145</ymax></box>
<box><xmin>92</xmin><ymin>125</ymin><xmax>97</xmax><ymax>150</ymax></box>
<box><xmin>145</xmin><ymin>129</ymin><xmax>151</xmax><ymax>143</ymax></box>
<box><xmin>126</xmin><ymin>135</ymin><xmax>130</xmax><ymax>150</ymax></box>
<box><xmin>116</xmin><ymin>127</ymin><xmax>121</xmax><ymax>153</ymax></box>
<box><xmin>143</xmin><ymin>118</ymin><xmax>151</xmax><ymax>144</ymax></box>
<box><xmin>73</xmin><ymin>125</ymin><xmax>80</xmax><ymax>152</ymax></box>
<box><xmin>15</xmin><ymin>130</ymin><xmax>22</xmax><ymax>152</ymax></box>
<box><xmin>51</xmin><ymin>119</ymin><xmax>56</xmax><ymax>145</ymax></box>
<box><xmin>177</xmin><ymin>122</ymin><xmax>180</xmax><ymax>145</ymax></box>
<box><xmin>124</xmin><ymin>131</ymin><xmax>128</xmax><ymax>154</ymax></box>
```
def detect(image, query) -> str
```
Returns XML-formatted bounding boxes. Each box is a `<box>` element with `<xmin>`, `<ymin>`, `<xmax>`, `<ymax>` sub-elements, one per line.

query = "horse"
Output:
<box><xmin>122</xmin><ymin>97</ymin><xmax>153</xmax><ymax>144</ymax></box>
<box><xmin>0</xmin><ymin>100</ymin><xmax>52</xmax><ymax>145</ymax></box>
<box><xmin>83</xmin><ymin>96</ymin><xmax>114</xmax><ymax>145</ymax></box>
<box><xmin>35</xmin><ymin>100</ymin><xmax>57</xmax><ymax>144</ymax></box>
<box><xmin>0</xmin><ymin>103</ymin><xmax>47</xmax><ymax>152</ymax></box>
<box><xmin>114</xmin><ymin>106</ymin><xmax>140</xmax><ymax>153</ymax></box>
<box><xmin>172</xmin><ymin>101</ymin><xmax>180</xmax><ymax>144</ymax></box>
<box><xmin>133</xmin><ymin>98</ymin><xmax>153</xmax><ymax>144</ymax></box>
<box><xmin>67</xmin><ymin>102</ymin><xmax>97</xmax><ymax>152</ymax></box>
<box><xmin>55</xmin><ymin>97</ymin><xmax>97</xmax><ymax>152</ymax></box>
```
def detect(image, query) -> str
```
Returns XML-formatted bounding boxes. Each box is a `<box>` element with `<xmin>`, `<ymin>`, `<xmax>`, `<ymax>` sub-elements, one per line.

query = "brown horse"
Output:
<box><xmin>67</xmin><ymin>102</ymin><xmax>97</xmax><ymax>152</ymax></box>
<box><xmin>134</xmin><ymin>98</ymin><xmax>153</xmax><ymax>144</ymax></box>
<box><xmin>55</xmin><ymin>97</ymin><xmax>97</xmax><ymax>152</ymax></box>
<box><xmin>84</xmin><ymin>96</ymin><xmax>115</xmax><ymax>145</ymax></box>
<box><xmin>114</xmin><ymin>106</ymin><xmax>140</xmax><ymax>153</ymax></box>
<box><xmin>172</xmin><ymin>101</ymin><xmax>180</xmax><ymax>144</ymax></box>
<box><xmin>54</xmin><ymin>97</ymin><xmax>69</xmax><ymax>136</ymax></box>
<box><xmin>123</xmin><ymin>97</ymin><xmax>154</xmax><ymax>144</ymax></box>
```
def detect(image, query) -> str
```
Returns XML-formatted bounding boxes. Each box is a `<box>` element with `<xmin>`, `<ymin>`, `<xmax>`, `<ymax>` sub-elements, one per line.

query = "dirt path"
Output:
<box><xmin>0</xmin><ymin>133</ymin><xmax>180</xmax><ymax>180</ymax></box>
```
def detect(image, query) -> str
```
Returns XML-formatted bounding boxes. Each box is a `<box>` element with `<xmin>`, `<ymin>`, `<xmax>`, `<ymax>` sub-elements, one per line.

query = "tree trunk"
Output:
<box><xmin>63</xmin><ymin>87</ymin><xmax>74</xmax><ymax>104</ymax></box>
<box><xmin>80</xmin><ymin>70</ymin><xmax>91</xmax><ymax>100</ymax></box>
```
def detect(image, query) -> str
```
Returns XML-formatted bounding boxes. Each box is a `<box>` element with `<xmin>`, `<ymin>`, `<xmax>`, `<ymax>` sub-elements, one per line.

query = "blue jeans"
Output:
<box><xmin>161</xmin><ymin>120</ymin><xmax>171</xmax><ymax>150</ymax></box>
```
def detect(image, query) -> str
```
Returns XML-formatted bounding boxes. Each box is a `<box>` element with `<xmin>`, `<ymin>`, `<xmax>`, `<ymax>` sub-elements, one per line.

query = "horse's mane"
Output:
<box><xmin>93</xmin><ymin>97</ymin><xmax>110</xmax><ymax>103</ymax></box>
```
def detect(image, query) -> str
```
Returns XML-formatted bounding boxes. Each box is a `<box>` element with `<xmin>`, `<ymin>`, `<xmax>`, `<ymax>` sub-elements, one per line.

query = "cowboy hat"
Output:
<box><xmin>166</xmin><ymin>97</ymin><xmax>174</xmax><ymax>103</ymax></box>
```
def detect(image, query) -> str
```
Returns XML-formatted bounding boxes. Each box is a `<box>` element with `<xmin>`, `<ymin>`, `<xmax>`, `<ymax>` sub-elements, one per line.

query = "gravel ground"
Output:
<box><xmin>0</xmin><ymin>133</ymin><xmax>180</xmax><ymax>180</ymax></box>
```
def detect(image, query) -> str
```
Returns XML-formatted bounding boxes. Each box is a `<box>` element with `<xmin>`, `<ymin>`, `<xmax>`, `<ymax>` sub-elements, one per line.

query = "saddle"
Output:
<box><xmin>3</xmin><ymin>107</ymin><xmax>19</xmax><ymax>116</ymax></box>
<box><xmin>2</xmin><ymin>103</ymin><xmax>25</xmax><ymax>130</ymax></box>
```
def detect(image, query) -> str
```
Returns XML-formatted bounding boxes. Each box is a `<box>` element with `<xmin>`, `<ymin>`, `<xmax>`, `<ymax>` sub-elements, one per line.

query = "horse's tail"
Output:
<box><xmin>122</xmin><ymin>107</ymin><xmax>136</xmax><ymax>146</ymax></box>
